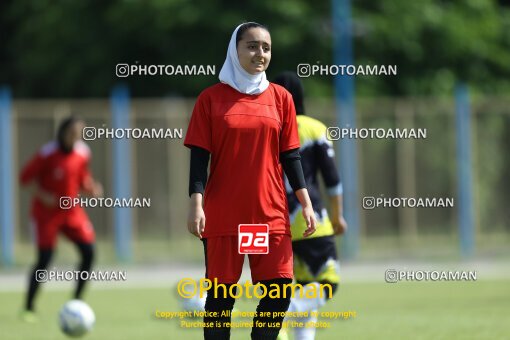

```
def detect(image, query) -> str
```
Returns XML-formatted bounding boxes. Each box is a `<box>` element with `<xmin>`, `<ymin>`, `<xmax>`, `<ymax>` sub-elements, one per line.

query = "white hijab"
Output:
<box><xmin>219</xmin><ymin>23</ymin><xmax>270</xmax><ymax>95</ymax></box>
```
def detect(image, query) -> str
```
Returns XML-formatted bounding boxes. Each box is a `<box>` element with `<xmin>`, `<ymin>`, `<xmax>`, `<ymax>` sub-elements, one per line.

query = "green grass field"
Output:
<box><xmin>1</xmin><ymin>279</ymin><xmax>509</xmax><ymax>340</ymax></box>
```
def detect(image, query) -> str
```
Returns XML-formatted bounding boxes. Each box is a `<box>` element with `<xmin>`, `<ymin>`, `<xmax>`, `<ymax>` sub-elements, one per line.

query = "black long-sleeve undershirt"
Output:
<box><xmin>280</xmin><ymin>148</ymin><xmax>306</xmax><ymax>191</ymax></box>
<box><xmin>188</xmin><ymin>146</ymin><xmax>210</xmax><ymax>197</ymax></box>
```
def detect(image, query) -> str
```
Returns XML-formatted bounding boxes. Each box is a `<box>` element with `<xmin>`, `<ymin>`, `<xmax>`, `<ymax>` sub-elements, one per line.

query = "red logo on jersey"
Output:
<box><xmin>238</xmin><ymin>224</ymin><xmax>269</xmax><ymax>254</ymax></box>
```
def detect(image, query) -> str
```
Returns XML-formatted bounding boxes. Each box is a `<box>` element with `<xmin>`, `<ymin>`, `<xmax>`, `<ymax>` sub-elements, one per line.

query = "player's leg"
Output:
<box><xmin>204</xmin><ymin>282</ymin><xmax>237</xmax><ymax>339</ymax></box>
<box><xmin>23</xmin><ymin>217</ymin><xmax>57</xmax><ymax>315</ymax></box>
<box><xmin>290</xmin><ymin>281</ymin><xmax>337</xmax><ymax>340</ymax></box>
<box><xmin>251</xmin><ymin>278</ymin><xmax>293</xmax><ymax>340</ymax></box>
<box><xmin>293</xmin><ymin>308</ymin><xmax>318</xmax><ymax>340</ymax></box>
<box><xmin>25</xmin><ymin>247</ymin><xmax>54</xmax><ymax>312</ymax></box>
<box><xmin>73</xmin><ymin>241</ymin><xmax>95</xmax><ymax>299</ymax></box>
<box><xmin>202</xmin><ymin>237</ymin><xmax>244</xmax><ymax>340</ymax></box>
<box><xmin>290</xmin><ymin>236</ymin><xmax>340</xmax><ymax>340</ymax></box>
<box><xmin>61</xmin><ymin>218</ymin><xmax>96</xmax><ymax>300</ymax></box>
<box><xmin>249</xmin><ymin>234</ymin><xmax>294</xmax><ymax>340</ymax></box>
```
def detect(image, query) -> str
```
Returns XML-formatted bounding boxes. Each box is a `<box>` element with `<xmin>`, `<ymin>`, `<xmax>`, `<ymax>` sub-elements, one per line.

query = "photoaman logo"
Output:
<box><xmin>238</xmin><ymin>224</ymin><xmax>269</xmax><ymax>254</ymax></box>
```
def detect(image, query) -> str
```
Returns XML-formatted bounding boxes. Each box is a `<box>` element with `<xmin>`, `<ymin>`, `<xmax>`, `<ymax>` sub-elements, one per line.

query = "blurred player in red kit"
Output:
<box><xmin>19</xmin><ymin>116</ymin><xmax>103</xmax><ymax>322</ymax></box>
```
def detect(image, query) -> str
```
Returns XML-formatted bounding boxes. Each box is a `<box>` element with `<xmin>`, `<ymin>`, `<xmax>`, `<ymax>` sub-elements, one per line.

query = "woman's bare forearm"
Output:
<box><xmin>295</xmin><ymin>188</ymin><xmax>312</xmax><ymax>209</ymax></box>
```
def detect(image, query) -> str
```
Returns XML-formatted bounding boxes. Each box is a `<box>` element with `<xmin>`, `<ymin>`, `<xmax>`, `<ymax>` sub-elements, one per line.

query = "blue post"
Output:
<box><xmin>110</xmin><ymin>85</ymin><xmax>132</xmax><ymax>262</ymax></box>
<box><xmin>455</xmin><ymin>84</ymin><xmax>474</xmax><ymax>257</ymax></box>
<box><xmin>0</xmin><ymin>87</ymin><xmax>14</xmax><ymax>266</ymax></box>
<box><xmin>332</xmin><ymin>0</ymin><xmax>360</xmax><ymax>259</ymax></box>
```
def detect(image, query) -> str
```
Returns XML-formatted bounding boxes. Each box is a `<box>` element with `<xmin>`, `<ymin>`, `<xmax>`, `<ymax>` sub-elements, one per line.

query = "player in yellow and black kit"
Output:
<box><xmin>274</xmin><ymin>72</ymin><xmax>347</xmax><ymax>340</ymax></box>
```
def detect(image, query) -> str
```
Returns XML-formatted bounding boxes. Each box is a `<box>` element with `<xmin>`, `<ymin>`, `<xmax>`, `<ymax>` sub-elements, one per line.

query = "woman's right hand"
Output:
<box><xmin>187</xmin><ymin>193</ymin><xmax>206</xmax><ymax>238</ymax></box>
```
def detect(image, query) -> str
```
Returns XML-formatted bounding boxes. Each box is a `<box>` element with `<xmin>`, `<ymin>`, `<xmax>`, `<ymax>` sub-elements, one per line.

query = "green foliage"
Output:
<box><xmin>354</xmin><ymin>0</ymin><xmax>510</xmax><ymax>95</ymax></box>
<box><xmin>1</xmin><ymin>0</ymin><xmax>509</xmax><ymax>97</ymax></box>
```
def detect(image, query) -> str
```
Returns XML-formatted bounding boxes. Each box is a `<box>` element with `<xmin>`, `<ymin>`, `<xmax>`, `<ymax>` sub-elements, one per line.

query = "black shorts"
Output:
<box><xmin>292</xmin><ymin>235</ymin><xmax>340</xmax><ymax>284</ymax></box>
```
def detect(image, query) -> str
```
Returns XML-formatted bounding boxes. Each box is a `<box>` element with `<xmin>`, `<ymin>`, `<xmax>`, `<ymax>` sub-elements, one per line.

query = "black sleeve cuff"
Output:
<box><xmin>189</xmin><ymin>146</ymin><xmax>210</xmax><ymax>197</ymax></box>
<box><xmin>280</xmin><ymin>148</ymin><xmax>306</xmax><ymax>191</ymax></box>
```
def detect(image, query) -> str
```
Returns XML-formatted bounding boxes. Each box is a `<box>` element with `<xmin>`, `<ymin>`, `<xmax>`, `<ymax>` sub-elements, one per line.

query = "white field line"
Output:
<box><xmin>1</xmin><ymin>261</ymin><xmax>509</xmax><ymax>292</ymax></box>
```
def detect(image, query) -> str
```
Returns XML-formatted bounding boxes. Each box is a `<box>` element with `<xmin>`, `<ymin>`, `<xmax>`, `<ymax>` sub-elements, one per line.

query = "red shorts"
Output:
<box><xmin>31</xmin><ymin>209</ymin><xmax>95</xmax><ymax>249</ymax></box>
<box><xmin>203</xmin><ymin>234</ymin><xmax>293</xmax><ymax>284</ymax></box>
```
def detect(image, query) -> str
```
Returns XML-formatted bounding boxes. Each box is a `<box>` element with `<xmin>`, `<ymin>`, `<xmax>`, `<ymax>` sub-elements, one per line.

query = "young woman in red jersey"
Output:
<box><xmin>19</xmin><ymin>117</ymin><xmax>103</xmax><ymax>321</ymax></box>
<box><xmin>184</xmin><ymin>22</ymin><xmax>317</xmax><ymax>340</ymax></box>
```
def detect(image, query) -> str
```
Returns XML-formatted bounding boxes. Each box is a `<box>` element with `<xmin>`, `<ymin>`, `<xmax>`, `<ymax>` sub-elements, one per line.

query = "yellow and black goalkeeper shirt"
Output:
<box><xmin>285</xmin><ymin>115</ymin><xmax>343</xmax><ymax>241</ymax></box>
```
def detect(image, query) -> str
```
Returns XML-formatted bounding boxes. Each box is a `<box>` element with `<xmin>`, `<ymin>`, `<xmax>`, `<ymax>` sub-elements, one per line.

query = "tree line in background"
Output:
<box><xmin>1</xmin><ymin>0</ymin><xmax>510</xmax><ymax>98</ymax></box>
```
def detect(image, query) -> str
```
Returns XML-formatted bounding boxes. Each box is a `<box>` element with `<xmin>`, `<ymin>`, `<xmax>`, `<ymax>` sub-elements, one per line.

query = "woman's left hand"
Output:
<box><xmin>302</xmin><ymin>205</ymin><xmax>317</xmax><ymax>237</ymax></box>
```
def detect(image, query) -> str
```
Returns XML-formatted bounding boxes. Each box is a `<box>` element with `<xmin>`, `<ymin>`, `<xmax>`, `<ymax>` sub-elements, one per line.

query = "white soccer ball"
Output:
<box><xmin>181</xmin><ymin>293</ymin><xmax>207</xmax><ymax>314</ymax></box>
<box><xmin>59</xmin><ymin>300</ymin><xmax>95</xmax><ymax>337</ymax></box>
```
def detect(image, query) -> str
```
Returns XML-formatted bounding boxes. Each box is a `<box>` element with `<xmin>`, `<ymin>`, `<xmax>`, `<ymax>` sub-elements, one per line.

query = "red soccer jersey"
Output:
<box><xmin>184</xmin><ymin>83</ymin><xmax>300</xmax><ymax>238</ymax></box>
<box><xmin>20</xmin><ymin>140</ymin><xmax>92</xmax><ymax>218</ymax></box>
